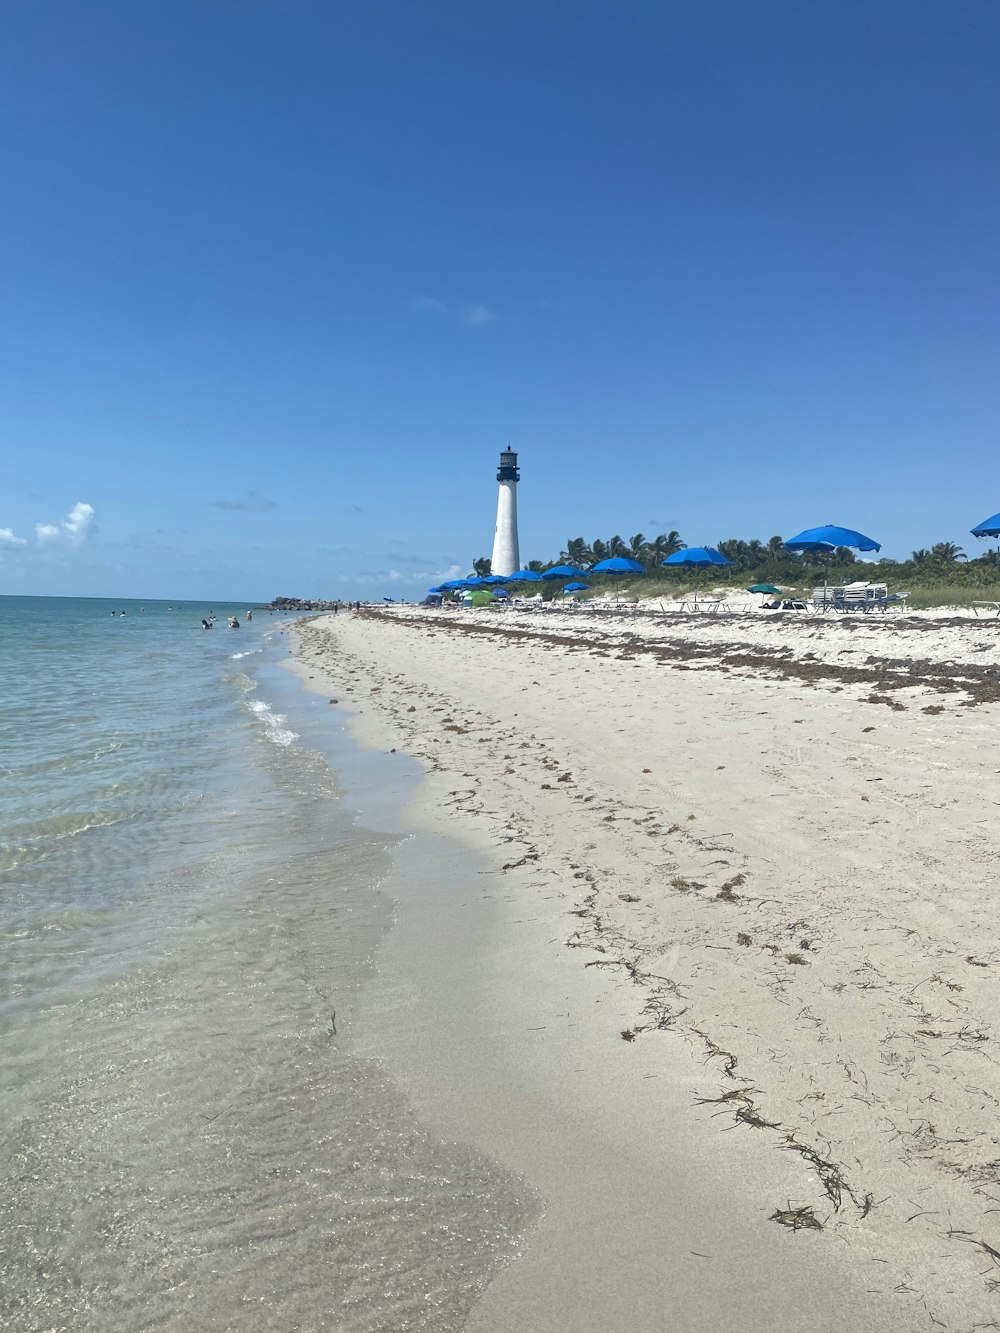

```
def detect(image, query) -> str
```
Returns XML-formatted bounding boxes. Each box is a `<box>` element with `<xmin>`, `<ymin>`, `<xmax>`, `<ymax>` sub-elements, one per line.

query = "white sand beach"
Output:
<box><xmin>290</xmin><ymin>605</ymin><xmax>1000</xmax><ymax>1330</ymax></box>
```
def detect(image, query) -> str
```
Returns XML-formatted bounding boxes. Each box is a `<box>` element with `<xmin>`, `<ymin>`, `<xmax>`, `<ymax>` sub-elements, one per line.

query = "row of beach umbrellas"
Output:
<box><xmin>429</xmin><ymin>524</ymin><xmax>890</xmax><ymax>597</ymax></box>
<box><xmin>429</xmin><ymin>517</ymin><xmax>1000</xmax><ymax>598</ymax></box>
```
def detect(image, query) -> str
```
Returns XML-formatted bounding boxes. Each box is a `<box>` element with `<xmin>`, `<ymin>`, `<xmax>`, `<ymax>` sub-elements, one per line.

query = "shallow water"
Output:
<box><xmin>0</xmin><ymin>598</ymin><xmax>534</xmax><ymax>1331</ymax></box>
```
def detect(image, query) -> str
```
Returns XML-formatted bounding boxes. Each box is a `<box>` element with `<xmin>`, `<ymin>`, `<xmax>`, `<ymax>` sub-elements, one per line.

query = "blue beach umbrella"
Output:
<box><xmin>972</xmin><ymin>513</ymin><xmax>1000</xmax><ymax>538</ymax></box>
<box><xmin>784</xmin><ymin>524</ymin><xmax>881</xmax><ymax>599</ymax></box>
<box><xmin>782</xmin><ymin>539</ymin><xmax>836</xmax><ymax>554</ymax></box>
<box><xmin>562</xmin><ymin>581</ymin><xmax>589</xmax><ymax>592</ymax></box>
<box><xmin>783</xmin><ymin>524</ymin><xmax>881</xmax><ymax>553</ymax></box>
<box><xmin>541</xmin><ymin>564</ymin><xmax>587</xmax><ymax>580</ymax></box>
<box><xmin>508</xmin><ymin>569</ymin><xmax>543</xmax><ymax>582</ymax></box>
<box><xmin>661</xmin><ymin>548</ymin><xmax>734</xmax><ymax>607</ymax></box>
<box><xmin>590</xmin><ymin>556</ymin><xmax>645</xmax><ymax>574</ymax></box>
<box><xmin>662</xmin><ymin>547</ymin><xmax>734</xmax><ymax>567</ymax></box>
<box><xmin>591</xmin><ymin>555</ymin><xmax>645</xmax><ymax>602</ymax></box>
<box><xmin>484</xmin><ymin>574</ymin><xmax>511</xmax><ymax>584</ymax></box>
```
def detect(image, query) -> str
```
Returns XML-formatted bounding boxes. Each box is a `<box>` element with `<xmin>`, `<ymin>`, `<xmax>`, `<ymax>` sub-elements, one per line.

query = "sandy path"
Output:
<box><xmin>291</xmin><ymin>607</ymin><xmax>1000</xmax><ymax>1330</ymax></box>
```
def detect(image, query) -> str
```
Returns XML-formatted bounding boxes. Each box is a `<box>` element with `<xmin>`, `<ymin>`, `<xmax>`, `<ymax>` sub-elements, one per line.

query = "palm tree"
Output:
<box><xmin>527</xmin><ymin>559</ymin><xmax>545</xmax><ymax>572</ymax></box>
<box><xmin>718</xmin><ymin>539</ymin><xmax>749</xmax><ymax>570</ymax></box>
<box><xmin>745</xmin><ymin>539</ymin><xmax>765</xmax><ymax>566</ymax></box>
<box><xmin>473</xmin><ymin>556</ymin><xmax>492</xmax><ymax>577</ymax></box>
<box><xmin>911</xmin><ymin>549</ymin><xmax>931</xmax><ymax>565</ymax></box>
<box><xmin>561</xmin><ymin>536</ymin><xmax>593</xmax><ymax>567</ymax></box>
<box><xmin>627</xmin><ymin>532</ymin><xmax>649</xmax><ymax>565</ymax></box>
<box><xmin>767</xmin><ymin>535</ymin><xmax>785</xmax><ymax>557</ymax></box>
<box><xmin>930</xmin><ymin>541</ymin><xmax>967</xmax><ymax>563</ymax></box>
<box><xmin>591</xmin><ymin>539</ymin><xmax>609</xmax><ymax>562</ymax></box>
<box><xmin>651</xmin><ymin>531</ymin><xmax>685</xmax><ymax>563</ymax></box>
<box><xmin>608</xmin><ymin>535</ymin><xmax>628</xmax><ymax>557</ymax></box>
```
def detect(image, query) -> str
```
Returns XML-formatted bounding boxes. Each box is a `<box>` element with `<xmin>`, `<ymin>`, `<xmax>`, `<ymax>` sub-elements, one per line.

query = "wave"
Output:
<box><xmin>246</xmin><ymin>699</ymin><xmax>299</xmax><ymax>748</ymax></box>
<box><xmin>0</xmin><ymin>809</ymin><xmax>135</xmax><ymax>872</ymax></box>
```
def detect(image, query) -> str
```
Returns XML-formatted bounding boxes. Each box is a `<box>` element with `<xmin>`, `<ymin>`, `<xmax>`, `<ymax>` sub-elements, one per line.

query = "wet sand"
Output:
<box><xmin>290</xmin><ymin>605</ymin><xmax>1000</xmax><ymax>1330</ymax></box>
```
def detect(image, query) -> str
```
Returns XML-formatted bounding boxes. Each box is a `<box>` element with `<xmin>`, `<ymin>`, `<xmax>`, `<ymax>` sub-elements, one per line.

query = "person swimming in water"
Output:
<box><xmin>202</xmin><ymin>618</ymin><xmax>212</xmax><ymax>629</ymax></box>
<box><xmin>228</xmin><ymin>616</ymin><xmax>240</xmax><ymax>629</ymax></box>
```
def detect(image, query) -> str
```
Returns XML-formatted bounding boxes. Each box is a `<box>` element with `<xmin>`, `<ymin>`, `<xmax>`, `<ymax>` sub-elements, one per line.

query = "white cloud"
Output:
<box><xmin>412</xmin><ymin>295</ymin><xmax>496</xmax><ymax>329</ymax></box>
<box><xmin>36</xmin><ymin>501</ymin><xmax>96</xmax><ymax>545</ymax></box>
<box><xmin>335</xmin><ymin>562</ymin><xmax>464</xmax><ymax>588</ymax></box>
<box><xmin>212</xmin><ymin>492</ymin><xmax>279</xmax><ymax>512</ymax></box>
<box><xmin>413</xmin><ymin>295</ymin><xmax>449</xmax><ymax>317</ymax></box>
<box><xmin>64</xmin><ymin>502</ymin><xmax>95</xmax><ymax>543</ymax></box>
<box><xmin>0</xmin><ymin>527</ymin><xmax>27</xmax><ymax>547</ymax></box>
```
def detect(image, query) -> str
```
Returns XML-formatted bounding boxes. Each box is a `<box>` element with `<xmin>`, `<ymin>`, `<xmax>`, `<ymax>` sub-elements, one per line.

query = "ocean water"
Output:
<box><xmin>0</xmin><ymin>597</ymin><xmax>531</xmax><ymax>1332</ymax></box>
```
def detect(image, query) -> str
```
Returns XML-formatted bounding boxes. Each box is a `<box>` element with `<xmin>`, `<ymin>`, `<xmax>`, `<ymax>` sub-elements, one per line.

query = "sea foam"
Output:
<box><xmin>247</xmin><ymin>698</ymin><xmax>299</xmax><ymax>747</ymax></box>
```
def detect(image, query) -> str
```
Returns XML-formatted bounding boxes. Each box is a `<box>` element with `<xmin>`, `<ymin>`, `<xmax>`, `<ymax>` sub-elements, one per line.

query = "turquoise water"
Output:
<box><xmin>1</xmin><ymin>598</ymin><xmax>289</xmax><ymax>1012</ymax></box>
<box><xmin>0</xmin><ymin>597</ymin><xmax>530</xmax><ymax>1331</ymax></box>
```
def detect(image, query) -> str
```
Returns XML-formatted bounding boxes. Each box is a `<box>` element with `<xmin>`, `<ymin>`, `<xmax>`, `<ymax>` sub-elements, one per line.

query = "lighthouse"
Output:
<box><xmin>490</xmin><ymin>448</ymin><xmax>520</xmax><ymax>576</ymax></box>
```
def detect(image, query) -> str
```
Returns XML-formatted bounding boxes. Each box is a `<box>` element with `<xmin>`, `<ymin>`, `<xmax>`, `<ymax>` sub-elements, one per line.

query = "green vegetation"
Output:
<box><xmin>472</xmin><ymin>532</ymin><xmax>1000</xmax><ymax>608</ymax></box>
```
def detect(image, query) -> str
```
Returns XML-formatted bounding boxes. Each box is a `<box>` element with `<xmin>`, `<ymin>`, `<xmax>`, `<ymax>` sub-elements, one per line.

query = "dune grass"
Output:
<box><xmin>904</xmin><ymin>585</ymin><xmax>1000</xmax><ymax>609</ymax></box>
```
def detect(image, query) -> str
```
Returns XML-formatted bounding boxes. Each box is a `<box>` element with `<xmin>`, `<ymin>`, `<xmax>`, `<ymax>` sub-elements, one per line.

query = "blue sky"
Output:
<box><xmin>2</xmin><ymin>0</ymin><xmax>998</xmax><ymax>598</ymax></box>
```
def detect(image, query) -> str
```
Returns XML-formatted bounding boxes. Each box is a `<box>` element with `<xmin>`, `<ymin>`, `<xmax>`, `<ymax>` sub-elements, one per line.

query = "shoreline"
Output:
<box><xmin>287</xmin><ymin>608</ymin><xmax>1000</xmax><ymax>1328</ymax></box>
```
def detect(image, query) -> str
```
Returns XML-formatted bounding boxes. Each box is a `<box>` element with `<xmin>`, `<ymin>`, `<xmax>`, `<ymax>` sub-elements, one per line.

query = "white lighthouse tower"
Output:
<box><xmin>490</xmin><ymin>448</ymin><xmax>520</xmax><ymax>576</ymax></box>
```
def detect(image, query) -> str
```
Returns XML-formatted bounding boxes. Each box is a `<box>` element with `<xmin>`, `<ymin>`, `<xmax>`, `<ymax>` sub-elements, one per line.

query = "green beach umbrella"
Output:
<box><xmin>747</xmin><ymin>583</ymin><xmax>781</xmax><ymax>595</ymax></box>
<box><xmin>469</xmin><ymin>590</ymin><xmax>495</xmax><ymax>607</ymax></box>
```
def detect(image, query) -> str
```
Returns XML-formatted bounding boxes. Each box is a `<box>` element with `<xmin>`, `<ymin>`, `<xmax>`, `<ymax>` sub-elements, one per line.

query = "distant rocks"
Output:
<box><xmin>265</xmin><ymin>596</ymin><xmax>341</xmax><ymax>611</ymax></box>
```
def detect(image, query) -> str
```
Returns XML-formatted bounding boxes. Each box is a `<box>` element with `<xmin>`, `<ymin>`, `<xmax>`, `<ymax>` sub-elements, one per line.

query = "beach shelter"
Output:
<box><xmin>590</xmin><ymin>557</ymin><xmax>645</xmax><ymax>574</ymax></box>
<box><xmin>469</xmin><ymin>590</ymin><xmax>495</xmax><ymax>607</ymax></box>
<box><xmin>747</xmin><ymin>582</ymin><xmax>782</xmax><ymax>608</ymax></box>
<box><xmin>661</xmin><ymin>547</ymin><xmax>733</xmax><ymax>608</ymax></box>
<box><xmin>662</xmin><ymin>547</ymin><xmax>734</xmax><ymax>567</ymax></box>
<box><xmin>783</xmin><ymin>525</ymin><xmax>881</xmax><ymax>553</ymax></box>
<box><xmin>541</xmin><ymin>564</ymin><xmax>587</xmax><ymax>579</ymax></box>
<box><xmin>783</xmin><ymin>524</ymin><xmax>881</xmax><ymax>599</ymax></box>
<box><xmin>972</xmin><ymin>513</ymin><xmax>1000</xmax><ymax>538</ymax></box>
<box><xmin>591</xmin><ymin>555</ymin><xmax>645</xmax><ymax>602</ymax></box>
